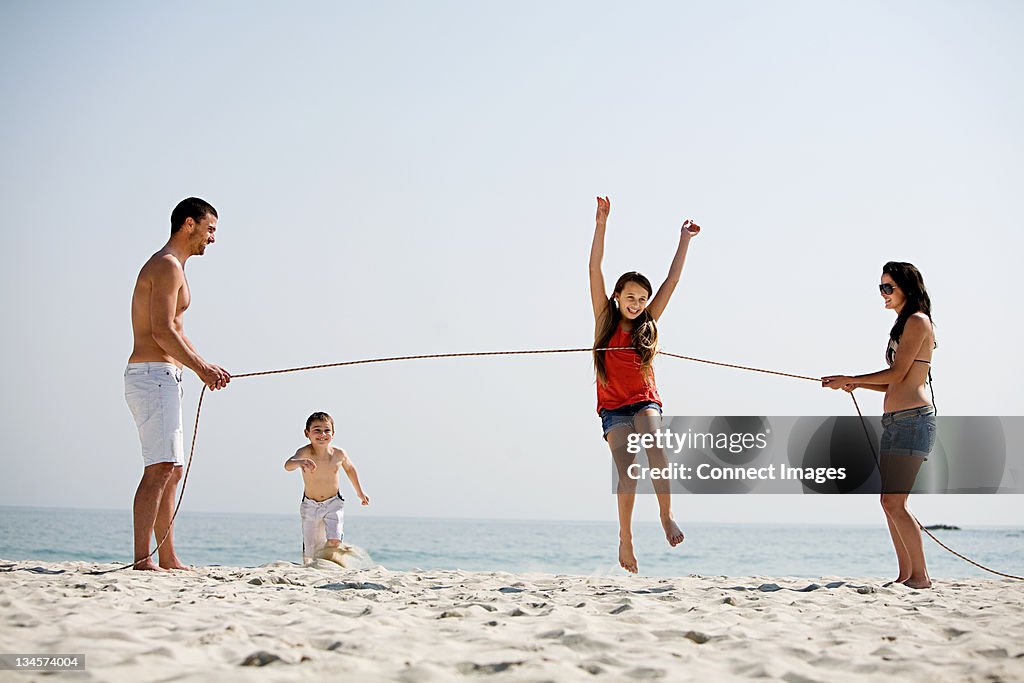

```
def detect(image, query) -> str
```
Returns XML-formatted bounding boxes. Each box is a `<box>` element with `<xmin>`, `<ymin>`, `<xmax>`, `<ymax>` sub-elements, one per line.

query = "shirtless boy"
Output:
<box><xmin>284</xmin><ymin>412</ymin><xmax>370</xmax><ymax>563</ymax></box>
<box><xmin>125</xmin><ymin>197</ymin><xmax>231</xmax><ymax>571</ymax></box>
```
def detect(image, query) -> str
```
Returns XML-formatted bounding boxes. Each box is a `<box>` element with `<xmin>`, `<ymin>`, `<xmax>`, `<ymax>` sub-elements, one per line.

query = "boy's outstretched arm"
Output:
<box><xmin>338</xmin><ymin>449</ymin><xmax>370</xmax><ymax>505</ymax></box>
<box><xmin>646</xmin><ymin>219</ymin><xmax>700</xmax><ymax>322</ymax></box>
<box><xmin>284</xmin><ymin>449</ymin><xmax>316</xmax><ymax>472</ymax></box>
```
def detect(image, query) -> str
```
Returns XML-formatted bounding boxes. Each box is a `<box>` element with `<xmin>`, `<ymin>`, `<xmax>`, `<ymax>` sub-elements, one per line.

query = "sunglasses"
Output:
<box><xmin>879</xmin><ymin>283</ymin><xmax>895</xmax><ymax>295</ymax></box>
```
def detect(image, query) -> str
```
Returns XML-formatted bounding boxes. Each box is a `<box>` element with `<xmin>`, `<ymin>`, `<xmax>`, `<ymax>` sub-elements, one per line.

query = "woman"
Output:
<box><xmin>823</xmin><ymin>261</ymin><xmax>936</xmax><ymax>589</ymax></box>
<box><xmin>590</xmin><ymin>196</ymin><xmax>700</xmax><ymax>573</ymax></box>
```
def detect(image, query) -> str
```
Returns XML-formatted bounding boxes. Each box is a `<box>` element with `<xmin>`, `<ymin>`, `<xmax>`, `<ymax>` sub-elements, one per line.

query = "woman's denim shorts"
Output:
<box><xmin>879</xmin><ymin>406</ymin><xmax>936</xmax><ymax>459</ymax></box>
<box><xmin>599</xmin><ymin>401</ymin><xmax>663</xmax><ymax>438</ymax></box>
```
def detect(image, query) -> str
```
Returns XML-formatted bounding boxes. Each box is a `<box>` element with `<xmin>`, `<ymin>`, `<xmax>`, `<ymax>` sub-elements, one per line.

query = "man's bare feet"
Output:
<box><xmin>661</xmin><ymin>515</ymin><xmax>685</xmax><ymax>547</ymax></box>
<box><xmin>133</xmin><ymin>559</ymin><xmax>169</xmax><ymax>572</ymax></box>
<box><xmin>158</xmin><ymin>553</ymin><xmax>192</xmax><ymax>571</ymax></box>
<box><xmin>159</xmin><ymin>562</ymin><xmax>192</xmax><ymax>571</ymax></box>
<box><xmin>619</xmin><ymin>539</ymin><xmax>638</xmax><ymax>574</ymax></box>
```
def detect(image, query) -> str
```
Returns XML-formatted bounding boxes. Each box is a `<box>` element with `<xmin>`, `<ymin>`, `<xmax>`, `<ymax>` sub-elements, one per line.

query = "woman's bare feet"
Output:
<box><xmin>904</xmin><ymin>576</ymin><xmax>932</xmax><ymax>589</ymax></box>
<box><xmin>661</xmin><ymin>515</ymin><xmax>685</xmax><ymax>547</ymax></box>
<box><xmin>619</xmin><ymin>538</ymin><xmax>638</xmax><ymax>573</ymax></box>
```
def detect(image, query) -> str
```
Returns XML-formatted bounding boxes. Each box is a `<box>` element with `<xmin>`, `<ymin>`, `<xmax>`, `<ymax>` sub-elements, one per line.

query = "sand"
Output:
<box><xmin>1</xmin><ymin>558</ymin><xmax>1022</xmax><ymax>682</ymax></box>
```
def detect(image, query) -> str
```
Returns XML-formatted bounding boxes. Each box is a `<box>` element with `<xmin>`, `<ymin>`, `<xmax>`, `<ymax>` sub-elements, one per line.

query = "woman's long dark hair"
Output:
<box><xmin>593</xmin><ymin>272</ymin><xmax>658</xmax><ymax>385</ymax></box>
<box><xmin>883</xmin><ymin>261</ymin><xmax>934</xmax><ymax>345</ymax></box>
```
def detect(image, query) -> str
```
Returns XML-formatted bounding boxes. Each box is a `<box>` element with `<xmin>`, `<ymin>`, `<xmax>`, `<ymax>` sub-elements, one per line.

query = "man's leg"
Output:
<box><xmin>154</xmin><ymin>465</ymin><xmax>188</xmax><ymax>569</ymax></box>
<box><xmin>133</xmin><ymin>462</ymin><xmax>175</xmax><ymax>571</ymax></box>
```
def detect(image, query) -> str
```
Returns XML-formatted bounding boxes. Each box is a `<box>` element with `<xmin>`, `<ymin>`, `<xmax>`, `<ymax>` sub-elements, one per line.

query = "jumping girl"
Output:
<box><xmin>822</xmin><ymin>261</ymin><xmax>937</xmax><ymax>589</ymax></box>
<box><xmin>589</xmin><ymin>196</ymin><xmax>700</xmax><ymax>573</ymax></box>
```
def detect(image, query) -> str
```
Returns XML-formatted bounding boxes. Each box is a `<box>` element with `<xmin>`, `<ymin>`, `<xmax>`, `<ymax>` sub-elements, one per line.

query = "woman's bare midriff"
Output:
<box><xmin>883</xmin><ymin>361</ymin><xmax>932</xmax><ymax>413</ymax></box>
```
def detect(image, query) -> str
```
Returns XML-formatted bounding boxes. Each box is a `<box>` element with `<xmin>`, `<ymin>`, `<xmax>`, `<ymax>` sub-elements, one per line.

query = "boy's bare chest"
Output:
<box><xmin>311</xmin><ymin>455</ymin><xmax>340</xmax><ymax>474</ymax></box>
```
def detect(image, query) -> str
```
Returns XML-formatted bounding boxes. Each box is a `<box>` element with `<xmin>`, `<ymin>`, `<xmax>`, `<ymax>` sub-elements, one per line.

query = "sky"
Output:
<box><xmin>1</xmin><ymin>0</ymin><xmax>1022</xmax><ymax>528</ymax></box>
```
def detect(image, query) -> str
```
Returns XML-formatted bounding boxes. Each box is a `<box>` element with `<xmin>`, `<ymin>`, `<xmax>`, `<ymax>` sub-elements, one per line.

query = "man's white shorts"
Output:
<box><xmin>300</xmin><ymin>494</ymin><xmax>345</xmax><ymax>562</ymax></box>
<box><xmin>124</xmin><ymin>362</ymin><xmax>184</xmax><ymax>467</ymax></box>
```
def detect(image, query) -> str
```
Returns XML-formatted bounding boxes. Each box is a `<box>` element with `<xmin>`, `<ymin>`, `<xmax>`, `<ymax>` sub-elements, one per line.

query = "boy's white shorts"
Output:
<box><xmin>300</xmin><ymin>494</ymin><xmax>345</xmax><ymax>561</ymax></box>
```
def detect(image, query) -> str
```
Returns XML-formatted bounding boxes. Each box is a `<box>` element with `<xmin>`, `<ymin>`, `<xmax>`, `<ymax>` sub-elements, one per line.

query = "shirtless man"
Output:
<box><xmin>125</xmin><ymin>197</ymin><xmax>231</xmax><ymax>571</ymax></box>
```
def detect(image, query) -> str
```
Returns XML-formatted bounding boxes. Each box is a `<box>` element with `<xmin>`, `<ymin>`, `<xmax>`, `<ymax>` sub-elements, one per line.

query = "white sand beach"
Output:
<box><xmin>1</xmin><ymin>559</ymin><xmax>1021</xmax><ymax>682</ymax></box>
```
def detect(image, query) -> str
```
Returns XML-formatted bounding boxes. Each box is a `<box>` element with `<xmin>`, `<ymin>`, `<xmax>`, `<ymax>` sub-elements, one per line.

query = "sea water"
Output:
<box><xmin>0</xmin><ymin>506</ymin><xmax>1020</xmax><ymax>579</ymax></box>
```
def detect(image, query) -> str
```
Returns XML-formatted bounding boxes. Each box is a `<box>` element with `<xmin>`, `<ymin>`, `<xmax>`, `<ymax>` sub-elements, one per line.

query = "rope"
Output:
<box><xmin>232</xmin><ymin>347</ymin><xmax>632</xmax><ymax>379</ymax></box>
<box><xmin>656</xmin><ymin>351</ymin><xmax>821</xmax><ymax>383</ymax></box>
<box><xmin>917</xmin><ymin>526</ymin><xmax>1024</xmax><ymax>580</ymax></box>
<box><xmin>88</xmin><ymin>345</ymin><xmax>1020</xmax><ymax>581</ymax></box>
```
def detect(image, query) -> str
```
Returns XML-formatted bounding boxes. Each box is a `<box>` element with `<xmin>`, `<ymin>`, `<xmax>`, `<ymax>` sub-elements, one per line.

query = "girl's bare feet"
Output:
<box><xmin>661</xmin><ymin>515</ymin><xmax>685</xmax><ymax>547</ymax></box>
<box><xmin>619</xmin><ymin>538</ymin><xmax>638</xmax><ymax>573</ymax></box>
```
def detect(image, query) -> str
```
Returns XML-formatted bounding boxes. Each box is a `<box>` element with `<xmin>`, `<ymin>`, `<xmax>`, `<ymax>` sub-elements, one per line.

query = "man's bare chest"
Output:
<box><xmin>178</xmin><ymin>278</ymin><xmax>191</xmax><ymax>314</ymax></box>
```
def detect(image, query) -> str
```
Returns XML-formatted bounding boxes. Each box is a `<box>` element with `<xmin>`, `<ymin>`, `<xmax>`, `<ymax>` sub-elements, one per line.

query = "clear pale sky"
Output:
<box><xmin>1</xmin><ymin>1</ymin><xmax>1021</xmax><ymax>526</ymax></box>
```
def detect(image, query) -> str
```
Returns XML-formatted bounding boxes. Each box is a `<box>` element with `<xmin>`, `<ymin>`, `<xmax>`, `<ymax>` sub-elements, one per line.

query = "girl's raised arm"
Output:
<box><xmin>647</xmin><ymin>219</ymin><xmax>700</xmax><ymax>322</ymax></box>
<box><xmin>589</xmin><ymin>196</ymin><xmax>611</xmax><ymax>322</ymax></box>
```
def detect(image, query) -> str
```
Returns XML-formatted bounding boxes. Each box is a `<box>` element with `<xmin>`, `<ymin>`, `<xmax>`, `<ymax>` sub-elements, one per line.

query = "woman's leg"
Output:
<box><xmin>879</xmin><ymin>454</ymin><xmax>930</xmax><ymax>588</ymax></box>
<box><xmin>882</xmin><ymin>508</ymin><xmax>913</xmax><ymax>582</ymax></box>
<box><xmin>879</xmin><ymin>455</ymin><xmax>913</xmax><ymax>581</ymax></box>
<box><xmin>607</xmin><ymin>426</ymin><xmax>639</xmax><ymax>573</ymax></box>
<box><xmin>634</xmin><ymin>409</ymin><xmax>685</xmax><ymax>547</ymax></box>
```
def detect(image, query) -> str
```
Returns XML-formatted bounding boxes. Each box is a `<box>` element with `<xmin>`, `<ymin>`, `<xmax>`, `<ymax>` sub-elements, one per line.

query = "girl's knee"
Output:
<box><xmin>616</xmin><ymin>480</ymin><xmax>638</xmax><ymax>495</ymax></box>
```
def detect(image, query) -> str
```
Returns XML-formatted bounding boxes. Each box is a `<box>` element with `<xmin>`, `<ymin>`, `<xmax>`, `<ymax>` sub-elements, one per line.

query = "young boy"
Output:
<box><xmin>284</xmin><ymin>411</ymin><xmax>370</xmax><ymax>564</ymax></box>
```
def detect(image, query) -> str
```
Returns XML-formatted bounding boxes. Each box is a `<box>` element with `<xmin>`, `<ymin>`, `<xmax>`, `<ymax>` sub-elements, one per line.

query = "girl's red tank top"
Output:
<box><xmin>596</xmin><ymin>325</ymin><xmax>662</xmax><ymax>413</ymax></box>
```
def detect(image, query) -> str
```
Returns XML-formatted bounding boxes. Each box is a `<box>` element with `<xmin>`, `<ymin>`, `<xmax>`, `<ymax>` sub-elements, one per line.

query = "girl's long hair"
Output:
<box><xmin>883</xmin><ymin>261</ymin><xmax>934</xmax><ymax>345</ymax></box>
<box><xmin>593</xmin><ymin>272</ymin><xmax>658</xmax><ymax>385</ymax></box>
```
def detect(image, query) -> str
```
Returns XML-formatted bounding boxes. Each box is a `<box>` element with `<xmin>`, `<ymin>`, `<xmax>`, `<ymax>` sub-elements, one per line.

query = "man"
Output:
<box><xmin>125</xmin><ymin>197</ymin><xmax>231</xmax><ymax>571</ymax></box>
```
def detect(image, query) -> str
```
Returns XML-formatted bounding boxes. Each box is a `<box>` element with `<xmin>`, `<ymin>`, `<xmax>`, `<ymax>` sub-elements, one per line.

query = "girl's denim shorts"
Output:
<box><xmin>599</xmin><ymin>401</ymin><xmax>663</xmax><ymax>438</ymax></box>
<box><xmin>879</xmin><ymin>406</ymin><xmax>936</xmax><ymax>459</ymax></box>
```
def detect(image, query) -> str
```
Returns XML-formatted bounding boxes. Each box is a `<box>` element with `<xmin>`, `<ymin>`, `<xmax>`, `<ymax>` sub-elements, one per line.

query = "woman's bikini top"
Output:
<box><xmin>885</xmin><ymin>338</ymin><xmax>933</xmax><ymax>368</ymax></box>
<box><xmin>886</xmin><ymin>338</ymin><xmax>938</xmax><ymax>413</ymax></box>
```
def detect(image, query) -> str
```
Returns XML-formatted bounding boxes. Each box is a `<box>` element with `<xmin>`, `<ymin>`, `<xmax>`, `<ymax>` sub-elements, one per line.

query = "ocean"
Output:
<box><xmin>0</xmin><ymin>506</ymin><xmax>1020</xmax><ymax>579</ymax></box>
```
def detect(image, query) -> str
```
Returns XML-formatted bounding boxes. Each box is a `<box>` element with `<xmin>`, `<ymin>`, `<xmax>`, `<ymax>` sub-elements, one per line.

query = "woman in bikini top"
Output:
<box><xmin>822</xmin><ymin>261</ymin><xmax>937</xmax><ymax>589</ymax></box>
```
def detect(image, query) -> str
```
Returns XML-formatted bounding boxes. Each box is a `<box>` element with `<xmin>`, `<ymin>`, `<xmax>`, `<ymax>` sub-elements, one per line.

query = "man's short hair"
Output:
<box><xmin>306</xmin><ymin>412</ymin><xmax>335</xmax><ymax>431</ymax></box>
<box><xmin>170</xmin><ymin>197</ymin><xmax>218</xmax><ymax>234</ymax></box>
